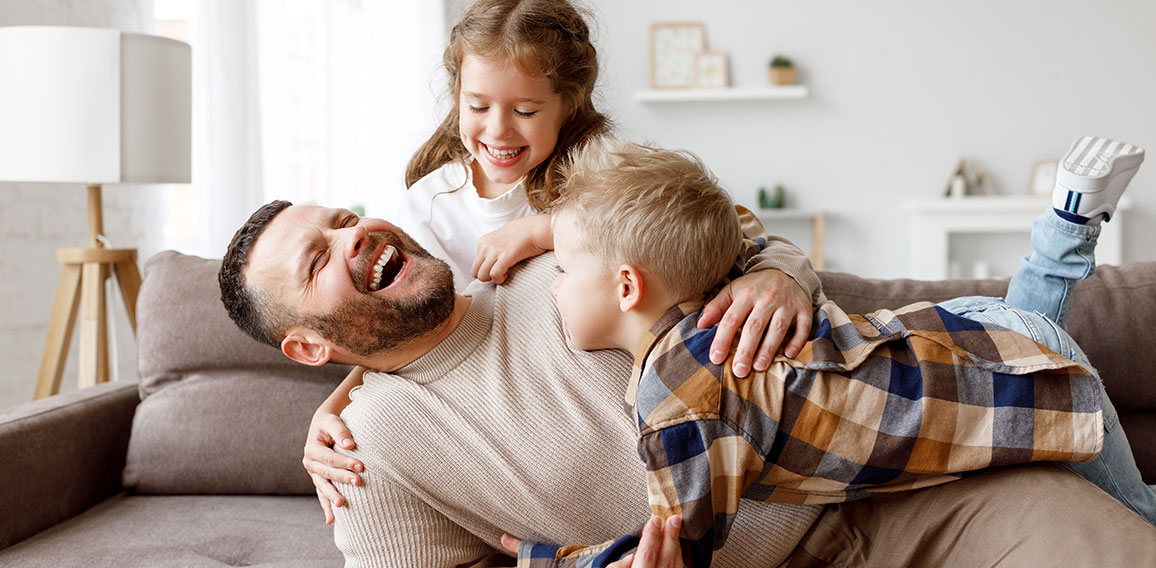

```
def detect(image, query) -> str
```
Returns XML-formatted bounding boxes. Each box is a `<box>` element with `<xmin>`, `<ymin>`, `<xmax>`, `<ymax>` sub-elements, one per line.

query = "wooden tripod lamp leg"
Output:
<box><xmin>35</xmin><ymin>184</ymin><xmax>141</xmax><ymax>399</ymax></box>
<box><xmin>34</xmin><ymin>263</ymin><xmax>84</xmax><ymax>399</ymax></box>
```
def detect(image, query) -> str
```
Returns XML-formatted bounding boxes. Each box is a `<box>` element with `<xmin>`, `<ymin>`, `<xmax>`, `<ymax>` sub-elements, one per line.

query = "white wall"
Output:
<box><xmin>3</xmin><ymin>0</ymin><xmax>1153</xmax><ymax>410</ymax></box>
<box><xmin>0</xmin><ymin>0</ymin><xmax>157</xmax><ymax>409</ymax></box>
<box><xmin>590</xmin><ymin>0</ymin><xmax>1156</xmax><ymax>277</ymax></box>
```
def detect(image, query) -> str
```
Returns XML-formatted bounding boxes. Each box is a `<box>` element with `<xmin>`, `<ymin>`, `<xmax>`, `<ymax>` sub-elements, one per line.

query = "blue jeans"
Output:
<box><xmin>936</xmin><ymin>212</ymin><xmax>1156</xmax><ymax>526</ymax></box>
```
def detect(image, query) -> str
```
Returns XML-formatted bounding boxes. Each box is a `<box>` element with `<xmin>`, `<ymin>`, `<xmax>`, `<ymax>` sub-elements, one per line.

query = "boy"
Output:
<box><xmin>509</xmin><ymin>136</ymin><xmax>1151</xmax><ymax>567</ymax></box>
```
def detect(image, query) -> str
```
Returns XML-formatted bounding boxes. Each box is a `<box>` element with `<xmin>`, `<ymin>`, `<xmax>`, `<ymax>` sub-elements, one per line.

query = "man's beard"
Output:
<box><xmin>304</xmin><ymin>234</ymin><xmax>456</xmax><ymax>357</ymax></box>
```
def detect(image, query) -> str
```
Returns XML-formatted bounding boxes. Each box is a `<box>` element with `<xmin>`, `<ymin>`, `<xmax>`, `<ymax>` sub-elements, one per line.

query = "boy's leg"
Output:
<box><xmin>1002</xmin><ymin>213</ymin><xmax>1097</xmax><ymax>329</ymax></box>
<box><xmin>1004</xmin><ymin>136</ymin><xmax>1144</xmax><ymax>328</ymax></box>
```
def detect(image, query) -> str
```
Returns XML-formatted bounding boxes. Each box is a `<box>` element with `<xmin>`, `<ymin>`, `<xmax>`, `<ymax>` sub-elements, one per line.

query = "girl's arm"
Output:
<box><xmin>472</xmin><ymin>213</ymin><xmax>553</xmax><ymax>284</ymax></box>
<box><xmin>700</xmin><ymin>206</ymin><xmax>825</xmax><ymax>377</ymax></box>
<box><xmin>303</xmin><ymin>365</ymin><xmax>368</xmax><ymax>524</ymax></box>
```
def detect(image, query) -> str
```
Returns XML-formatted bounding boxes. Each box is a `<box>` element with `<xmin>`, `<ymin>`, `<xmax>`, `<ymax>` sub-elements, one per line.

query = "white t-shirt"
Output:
<box><xmin>394</xmin><ymin>160</ymin><xmax>537</xmax><ymax>292</ymax></box>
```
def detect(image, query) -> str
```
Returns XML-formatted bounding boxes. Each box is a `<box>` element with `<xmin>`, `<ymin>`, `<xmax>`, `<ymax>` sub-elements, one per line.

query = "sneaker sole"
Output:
<box><xmin>1053</xmin><ymin>136</ymin><xmax>1144</xmax><ymax>221</ymax></box>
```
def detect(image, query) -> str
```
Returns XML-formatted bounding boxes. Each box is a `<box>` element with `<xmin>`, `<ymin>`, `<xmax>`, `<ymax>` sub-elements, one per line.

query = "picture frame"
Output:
<box><xmin>695</xmin><ymin>51</ymin><xmax>729</xmax><ymax>88</ymax></box>
<box><xmin>1031</xmin><ymin>161</ymin><xmax>1059</xmax><ymax>196</ymax></box>
<box><xmin>650</xmin><ymin>22</ymin><xmax>706</xmax><ymax>89</ymax></box>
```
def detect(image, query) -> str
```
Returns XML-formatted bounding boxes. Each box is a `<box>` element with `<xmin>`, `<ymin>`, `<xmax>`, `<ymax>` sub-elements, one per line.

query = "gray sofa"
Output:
<box><xmin>2</xmin><ymin>251</ymin><xmax>1155</xmax><ymax>567</ymax></box>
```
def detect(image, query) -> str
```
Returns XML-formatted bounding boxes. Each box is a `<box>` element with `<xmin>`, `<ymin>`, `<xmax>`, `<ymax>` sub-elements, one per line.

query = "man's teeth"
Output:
<box><xmin>370</xmin><ymin>245</ymin><xmax>405</xmax><ymax>291</ymax></box>
<box><xmin>486</xmin><ymin>145</ymin><xmax>524</xmax><ymax>160</ymax></box>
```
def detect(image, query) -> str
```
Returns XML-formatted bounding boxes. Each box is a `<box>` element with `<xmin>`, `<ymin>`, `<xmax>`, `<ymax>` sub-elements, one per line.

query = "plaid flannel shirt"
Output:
<box><xmin>519</xmin><ymin>300</ymin><xmax>1103</xmax><ymax>568</ymax></box>
<box><xmin>518</xmin><ymin>212</ymin><xmax>1100</xmax><ymax>567</ymax></box>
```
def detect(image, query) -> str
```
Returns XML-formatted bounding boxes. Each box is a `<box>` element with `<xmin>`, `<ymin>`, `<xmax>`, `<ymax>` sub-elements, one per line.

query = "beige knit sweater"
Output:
<box><xmin>333</xmin><ymin>249</ymin><xmax>822</xmax><ymax>567</ymax></box>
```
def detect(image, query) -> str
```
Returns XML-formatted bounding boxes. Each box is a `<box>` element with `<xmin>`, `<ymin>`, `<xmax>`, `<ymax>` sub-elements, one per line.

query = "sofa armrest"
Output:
<box><xmin>0</xmin><ymin>381</ymin><xmax>140</xmax><ymax>548</ymax></box>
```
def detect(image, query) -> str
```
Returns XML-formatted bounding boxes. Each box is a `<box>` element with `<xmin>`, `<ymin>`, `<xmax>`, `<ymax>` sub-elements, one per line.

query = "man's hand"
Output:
<box><xmin>472</xmin><ymin>214</ymin><xmax>552</xmax><ymax>284</ymax></box>
<box><xmin>499</xmin><ymin>516</ymin><xmax>684</xmax><ymax>568</ymax></box>
<box><xmin>698</xmin><ymin>269</ymin><xmax>812</xmax><ymax>378</ymax></box>
<box><xmin>303</xmin><ymin>411</ymin><xmax>365</xmax><ymax>524</ymax></box>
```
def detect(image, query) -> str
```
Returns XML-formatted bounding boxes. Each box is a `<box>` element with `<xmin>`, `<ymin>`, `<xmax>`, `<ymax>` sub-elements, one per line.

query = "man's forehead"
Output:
<box><xmin>247</xmin><ymin>205</ymin><xmax>330</xmax><ymax>280</ymax></box>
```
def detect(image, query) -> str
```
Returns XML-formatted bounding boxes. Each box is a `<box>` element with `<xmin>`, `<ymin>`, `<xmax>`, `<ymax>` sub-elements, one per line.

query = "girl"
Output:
<box><xmin>303</xmin><ymin>0</ymin><xmax>821</xmax><ymax>527</ymax></box>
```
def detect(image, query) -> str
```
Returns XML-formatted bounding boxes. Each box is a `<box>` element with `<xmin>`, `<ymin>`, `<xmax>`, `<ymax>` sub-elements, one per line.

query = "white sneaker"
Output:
<box><xmin>1053</xmin><ymin>136</ymin><xmax>1144</xmax><ymax>223</ymax></box>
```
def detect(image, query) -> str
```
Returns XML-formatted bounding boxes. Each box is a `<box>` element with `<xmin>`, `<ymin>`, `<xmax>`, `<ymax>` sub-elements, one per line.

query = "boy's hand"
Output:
<box><xmin>500</xmin><ymin>516</ymin><xmax>684</xmax><ymax>568</ymax></box>
<box><xmin>699</xmin><ymin>269</ymin><xmax>812</xmax><ymax>378</ymax></box>
<box><xmin>303</xmin><ymin>411</ymin><xmax>364</xmax><ymax>524</ymax></box>
<box><xmin>472</xmin><ymin>214</ymin><xmax>553</xmax><ymax>284</ymax></box>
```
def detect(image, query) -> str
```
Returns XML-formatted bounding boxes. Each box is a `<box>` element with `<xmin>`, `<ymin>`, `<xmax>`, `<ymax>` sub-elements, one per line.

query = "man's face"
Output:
<box><xmin>550</xmin><ymin>212</ymin><xmax>621</xmax><ymax>351</ymax></box>
<box><xmin>246</xmin><ymin>205</ymin><xmax>454</xmax><ymax>356</ymax></box>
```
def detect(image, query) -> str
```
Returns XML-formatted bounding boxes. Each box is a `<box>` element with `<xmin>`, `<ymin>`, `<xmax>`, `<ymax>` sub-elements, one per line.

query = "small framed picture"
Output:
<box><xmin>650</xmin><ymin>22</ymin><xmax>705</xmax><ymax>89</ymax></box>
<box><xmin>695</xmin><ymin>51</ymin><xmax>729</xmax><ymax>88</ymax></box>
<box><xmin>1031</xmin><ymin>161</ymin><xmax>1059</xmax><ymax>196</ymax></box>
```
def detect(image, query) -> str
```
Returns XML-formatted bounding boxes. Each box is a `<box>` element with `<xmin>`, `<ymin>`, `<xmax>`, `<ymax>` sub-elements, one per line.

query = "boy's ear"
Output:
<box><xmin>616</xmin><ymin>264</ymin><xmax>646</xmax><ymax>312</ymax></box>
<box><xmin>281</xmin><ymin>326</ymin><xmax>334</xmax><ymax>367</ymax></box>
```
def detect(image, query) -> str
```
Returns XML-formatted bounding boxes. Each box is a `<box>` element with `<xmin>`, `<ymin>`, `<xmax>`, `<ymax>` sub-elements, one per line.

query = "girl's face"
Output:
<box><xmin>458</xmin><ymin>55</ymin><xmax>567</xmax><ymax>198</ymax></box>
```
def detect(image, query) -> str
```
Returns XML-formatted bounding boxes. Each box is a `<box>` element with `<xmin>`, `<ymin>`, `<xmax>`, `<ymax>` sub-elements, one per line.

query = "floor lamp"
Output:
<box><xmin>0</xmin><ymin>27</ymin><xmax>191</xmax><ymax>398</ymax></box>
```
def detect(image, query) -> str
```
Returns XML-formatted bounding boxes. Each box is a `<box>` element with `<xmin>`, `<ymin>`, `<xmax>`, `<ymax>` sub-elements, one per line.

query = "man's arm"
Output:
<box><xmin>699</xmin><ymin>205</ymin><xmax>825</xmax><ymax>376</ymax></box>
<box><xmin>333</xmin><ymin>471</ymin><xmax>496</xmax><ymax>567</ymax></box>
<box><xmin>732</xmin><ymin>205</ymin><xmax>825</xmax><ymax>306</ymax></box>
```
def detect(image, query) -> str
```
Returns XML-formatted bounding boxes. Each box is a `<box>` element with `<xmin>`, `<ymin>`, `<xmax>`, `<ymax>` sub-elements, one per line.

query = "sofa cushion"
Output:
<box><xmin>123</xmin><ymin>251</ymin><xmax>350</xmax><ymax>494</ymax></box>
<box><xmin>0</xmin><ymin>494</ymin><xmax>342</xmax><ymax>567</ymax></box>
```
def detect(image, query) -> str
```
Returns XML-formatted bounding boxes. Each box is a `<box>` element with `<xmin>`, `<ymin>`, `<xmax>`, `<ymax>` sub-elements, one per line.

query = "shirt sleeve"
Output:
<box><xmin>733</xmin><ymin>205</ymin><xmax>827</xmax><ymax>306</ymax></box>
<box><xmin>333</xmin><ymin>469</ymin><xmax>495</xmax><ymax>567</ymax></box>
<box><xmin>515</xmin><ymin>417</ymin><xmax>766</xmax><ymax>568</ymax></box>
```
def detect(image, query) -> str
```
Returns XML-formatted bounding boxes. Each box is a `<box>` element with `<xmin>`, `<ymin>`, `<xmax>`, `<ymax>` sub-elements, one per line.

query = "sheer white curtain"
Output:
<box><xmin>167</xmin><ymin>0</ymin><xmax>445</xmax><ymax>258</ymax></box>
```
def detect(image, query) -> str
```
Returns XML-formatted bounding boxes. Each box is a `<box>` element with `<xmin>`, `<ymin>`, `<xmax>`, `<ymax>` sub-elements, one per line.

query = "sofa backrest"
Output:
<box><xmin>822</xmin><ymin>261</ymin><xmax>1156</xmax><ymax>481</ymax></box>
<box><xmin>123</xmin><ymin>251</ymin><xmax>350</xmax><ymax>495</ymax></box>
<box><xmin>123</xmin><ymin>251</ymin><xmax>1156</xmax><ymax>495</ymax></box>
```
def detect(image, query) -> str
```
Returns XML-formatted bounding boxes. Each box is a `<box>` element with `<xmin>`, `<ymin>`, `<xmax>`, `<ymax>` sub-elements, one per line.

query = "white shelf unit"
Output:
<box><xmin>757</xmin><ymin>208</ymin><xmax>826</xmax><ymax>271</ymax></box>
<box><xmin>904</xmin><ymin>195</ymin><xmax>1131</xmax><ymax>280</ymax></box>
<box><xmin>635</xmin><ymin>85</ymin><xmax>809</xmax><ymax>103</ymax></box>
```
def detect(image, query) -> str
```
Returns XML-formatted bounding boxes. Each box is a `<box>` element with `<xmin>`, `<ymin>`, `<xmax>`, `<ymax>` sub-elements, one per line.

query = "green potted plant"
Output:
<box><xmin>768</xmin><ymin>55</ymin><xmax>796</xmax><ymax>86</ymax></box>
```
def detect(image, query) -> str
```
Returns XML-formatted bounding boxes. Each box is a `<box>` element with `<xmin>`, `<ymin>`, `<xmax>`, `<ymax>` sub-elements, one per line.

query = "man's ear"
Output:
<box><xmin>281</xmin><ymin>326</ymin><xmax>334</xmax><ymax>367</ymax></box>
<box><xmin>616</xmin><ymin>264</ymin><xmax>646</xmax><ymax>312</ymax></box>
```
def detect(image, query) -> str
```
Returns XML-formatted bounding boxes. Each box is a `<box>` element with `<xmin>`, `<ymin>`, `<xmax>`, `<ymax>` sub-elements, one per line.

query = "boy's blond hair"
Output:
<box><xmin>553</xmin><ymin>136</ymin><xmax>741</xmax><ymax>302</ymax></box>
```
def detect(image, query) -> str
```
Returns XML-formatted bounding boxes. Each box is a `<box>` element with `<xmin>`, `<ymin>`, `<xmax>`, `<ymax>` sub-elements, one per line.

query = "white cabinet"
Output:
<box><xmin>904</xmin><ymin>196</ymin><xmax>1130</xmax><ymax>280</ymax></box>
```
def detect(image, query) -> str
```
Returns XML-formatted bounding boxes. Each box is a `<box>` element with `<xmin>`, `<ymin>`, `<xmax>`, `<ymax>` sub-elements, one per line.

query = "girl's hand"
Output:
<box><xmin>698</xmin><ymin>269</ymin><xmax>813</xmax><ymax>378</ymax></box>
<box><xmin>472</xmin><ymin>214</ymin><xmax>553</xmax><ymax>284</ymax></box>
<box><xmin>303</xmin><ymin>411</ymin><xmax>364</xmax><ymax>524</ymax></box>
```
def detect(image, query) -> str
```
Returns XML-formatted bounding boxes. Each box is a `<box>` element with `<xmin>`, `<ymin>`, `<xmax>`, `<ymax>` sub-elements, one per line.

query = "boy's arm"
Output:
<box><xmin>510</xmin><ymin>418</ymin><xmax>762</xmax><ymax>568</ymax></box>
<box><xmin>473</xmin><ymin>213</ymin><xmax>553</xmax><ymax>284</ymax></box>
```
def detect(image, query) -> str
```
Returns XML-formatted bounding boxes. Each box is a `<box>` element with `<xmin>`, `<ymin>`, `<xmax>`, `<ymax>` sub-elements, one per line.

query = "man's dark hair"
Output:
<box><xmin>219</xmin><ymin>200</ymin><xmax>293</xmax><ymax>348</ymax></box>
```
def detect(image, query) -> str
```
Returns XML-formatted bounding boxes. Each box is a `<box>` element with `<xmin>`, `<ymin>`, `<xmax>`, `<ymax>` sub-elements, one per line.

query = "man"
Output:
<box><xmin>220</xmin><ymin>201</ymin><xmax>1156</xmax><ymax>567</ymax></box>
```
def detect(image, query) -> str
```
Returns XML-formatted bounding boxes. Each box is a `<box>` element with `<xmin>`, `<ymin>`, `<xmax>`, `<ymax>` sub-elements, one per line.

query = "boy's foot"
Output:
<box><xmin>1053</xmin><ymin>136</ymin><xmax>1144</xmax><ymax>224</ymax></box>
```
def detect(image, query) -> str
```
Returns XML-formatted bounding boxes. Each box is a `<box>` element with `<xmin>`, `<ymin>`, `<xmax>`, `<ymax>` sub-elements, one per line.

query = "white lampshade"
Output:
<box><xmin>0</xmin><ymin>26</ymin><xmax>191</xmax><ymax>184</ymax></box>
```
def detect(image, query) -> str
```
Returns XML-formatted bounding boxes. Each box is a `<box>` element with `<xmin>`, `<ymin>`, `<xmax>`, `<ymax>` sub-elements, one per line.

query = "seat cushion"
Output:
<box><xmin>0</xmin><ymin>494</ymin><xmax>342</xmax><ymax>567</ymax></box>
<box><xmin>123</xmin><ymin>251</ymin><xmax>351</xmax><ymax>494</ymax></box>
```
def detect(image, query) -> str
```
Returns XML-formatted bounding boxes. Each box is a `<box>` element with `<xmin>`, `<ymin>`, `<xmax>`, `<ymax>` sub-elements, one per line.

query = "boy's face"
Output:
<box><xmin>458</xmin><ymin>55</ymin><xmax>567</xmax><ymax>197</ymax></box>
<box><xmin>550</xmin><ymin>212</ymin><xmax>621</xmax><ymax>351</ymax></box>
